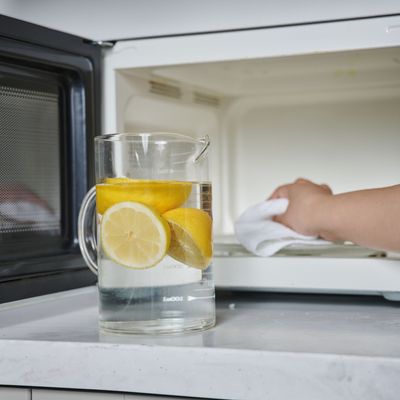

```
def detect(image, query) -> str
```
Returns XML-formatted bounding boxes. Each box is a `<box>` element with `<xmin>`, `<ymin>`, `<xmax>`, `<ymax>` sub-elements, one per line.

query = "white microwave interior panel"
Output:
<box><xmin>137</xmin><ymin>47</ymin><xmax>400</xmax><ymax>99</ymax></box>
<box><xmin>116</xmin><ymin>46</ymin><xmax>400</xmax><ymax>235</ymax></box>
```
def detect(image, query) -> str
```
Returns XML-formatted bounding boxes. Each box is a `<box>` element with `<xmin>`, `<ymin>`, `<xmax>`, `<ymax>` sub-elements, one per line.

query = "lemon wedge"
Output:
<box><xmin>101</xmin><ymin>201</ymin><xmax>170</xmax><ymax>269</ymax></box>
<box><xmin>96</xmin><ymin>179</ymin><xmax>192</xmax><ymax>215</ymax></box>
<box><xmin>163</xmin><ymin>208</ymin><xmax>212</xmax><ymax>270</ymax></box>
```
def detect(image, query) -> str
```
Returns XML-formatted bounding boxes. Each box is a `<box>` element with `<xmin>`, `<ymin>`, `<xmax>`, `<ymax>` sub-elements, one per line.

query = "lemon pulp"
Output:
<box><xmin>163</xmin><ymin>208</ymin><xmax>212</xmax><ymax>270</ymax></box>
<box><xmin>101</xmin><ymin>201</ymin><xmax>170</xmax><ymax>269</ymax></box>
<box><xmin>96</xmin><ymin>178</ymin><xmax>192</xmax><ymax>215</ymax></box>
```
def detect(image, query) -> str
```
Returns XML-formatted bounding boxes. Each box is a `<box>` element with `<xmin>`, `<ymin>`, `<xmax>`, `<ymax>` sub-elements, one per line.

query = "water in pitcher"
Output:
<box><xmin>96</xmin><ymin>179</ymin><xmax>215</xmax><ymax>334</ymax></box>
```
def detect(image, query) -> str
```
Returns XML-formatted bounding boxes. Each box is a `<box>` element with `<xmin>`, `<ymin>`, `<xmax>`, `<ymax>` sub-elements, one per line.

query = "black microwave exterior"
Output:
<box><xmin>0</xmin><ymin>15</ymin><xmax>101</xmax><ymax>302</ymax></box>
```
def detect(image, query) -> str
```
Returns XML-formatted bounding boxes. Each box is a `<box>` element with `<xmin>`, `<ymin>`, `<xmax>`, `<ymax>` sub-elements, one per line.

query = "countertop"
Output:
<box><xmin>0</xmin><ymin>287</ymin><xmax>400</xmax><ymax>399</ymax></box>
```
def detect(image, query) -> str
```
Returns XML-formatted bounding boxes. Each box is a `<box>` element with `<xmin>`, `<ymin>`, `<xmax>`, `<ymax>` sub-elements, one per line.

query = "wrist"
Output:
<box><xmin>312</xmin><ymin>194</ymin><xmax>339</xmax><ymax>241</ymax></box>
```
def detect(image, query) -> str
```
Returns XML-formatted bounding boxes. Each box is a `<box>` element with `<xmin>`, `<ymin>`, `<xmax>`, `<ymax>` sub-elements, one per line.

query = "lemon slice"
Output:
<box><xmin>163</xmin><ymin>208</ymin><xmax>212</xmax><ymax>270</ymax></box>
<box><xmin>96</xmin><ymin>179</ymin><xmax>192</xmax><ymax>215</ymax></box>
<box><xmin>101</xmin><ymin>201</ymin><xmax>170</xmax><ymax>269</ymax></box>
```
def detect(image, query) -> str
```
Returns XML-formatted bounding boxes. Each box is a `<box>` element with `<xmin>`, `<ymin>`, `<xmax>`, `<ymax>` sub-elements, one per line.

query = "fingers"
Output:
<box><xmin>320</xmin><ymin>183</ymin><xmax>333</xmax><ymax>194</ymax></box>
<box><xmin>268</xmin><ymin>184</ymin><xmax>290</xmax><ymax>200</ymax></box>
<box><xmin>273</xmin><ymin>213</ymin><xmax>293</xmax><ymax>231</ymax></box>
<box><xmin>268</xmin><ymin>180</ymin><xmax>302</xmax><ymax>200</ymax></box>
<box><xmin>273</xmin><ymin>214</ymin><xmax>284</xmax><ymax>224</ymax></box>
<box><xmin>268</xmin><ymin>178</ymin><xmax>332</xmax><ymax>199</ymax></box>
<box><xmin>293</xmin><ymin>178</ymin><xmax>333</xmax><ymax>194</ymax></box>
<box><xmin>295</xmin><ymin>177</ymin><xmax>311</xmax><ymax>184</ymax></box>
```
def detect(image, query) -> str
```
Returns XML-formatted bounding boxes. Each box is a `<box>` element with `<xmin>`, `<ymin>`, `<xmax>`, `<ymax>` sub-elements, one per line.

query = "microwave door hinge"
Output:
<box><xmin>91</xmin><ymin>40</ymin><xmax>115</xmax><ymax>48</ymax></box>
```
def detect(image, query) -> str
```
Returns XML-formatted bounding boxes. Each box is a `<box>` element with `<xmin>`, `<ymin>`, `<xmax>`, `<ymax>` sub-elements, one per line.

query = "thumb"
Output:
<box><xmin>273</xmin><ymin>212</ymin><xmax>289</xmax><ymax>226</ymax></box>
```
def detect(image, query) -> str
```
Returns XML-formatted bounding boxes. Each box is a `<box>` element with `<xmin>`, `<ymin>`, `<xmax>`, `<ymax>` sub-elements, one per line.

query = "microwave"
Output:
<box><xmin>0</xmin><ymin>15</ymin><xmax>99</xmax><ymax>301</ymax></box>
<box><xmin>1</xmin><ymin>13</ymin><xmax>400</xmax><ymax>302</ymax></box>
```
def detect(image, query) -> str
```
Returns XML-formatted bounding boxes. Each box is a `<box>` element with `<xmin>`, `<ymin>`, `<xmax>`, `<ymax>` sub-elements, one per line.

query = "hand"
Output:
<box><xmin>268</xmin><ymin>178</ymin><xmax>333</xmax><ymax>238</ymax></box>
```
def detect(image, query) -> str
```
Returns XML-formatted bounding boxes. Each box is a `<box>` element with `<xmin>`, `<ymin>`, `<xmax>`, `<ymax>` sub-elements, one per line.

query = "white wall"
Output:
<box><xmin>0</xmin><ymin>0</ymin><xmax>399</xmax><ymax>41</ymax></box>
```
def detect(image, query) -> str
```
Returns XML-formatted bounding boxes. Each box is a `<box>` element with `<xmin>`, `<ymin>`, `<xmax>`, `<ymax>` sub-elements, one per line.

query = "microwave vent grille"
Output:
<box><xmin>149</xmin><ymin>80</ymin><xmax>181</xmax><ymax>99</ymax></box>
<box><xmin>193</xmin><ymin>92</ymin><xmax>220</xmax><ymax>107</ymax></box>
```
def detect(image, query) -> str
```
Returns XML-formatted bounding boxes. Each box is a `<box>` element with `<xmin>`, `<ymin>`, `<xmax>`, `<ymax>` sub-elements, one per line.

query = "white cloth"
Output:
<box><xmin>234</xmin><ymin>198</ymin><xmax>330</xmax><ymax>256</ymax></box>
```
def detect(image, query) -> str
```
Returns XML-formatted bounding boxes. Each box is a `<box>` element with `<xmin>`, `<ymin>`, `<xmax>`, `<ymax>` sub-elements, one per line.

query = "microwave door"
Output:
<box><xmin>102</xmin><ymin>15</ymin><xmax>400</xmax><ymax>300</ymax></box>
<box><xmin>0</xmin><ymin>15</ymin><xmax>100</xmax><ymax>302</ymax></box>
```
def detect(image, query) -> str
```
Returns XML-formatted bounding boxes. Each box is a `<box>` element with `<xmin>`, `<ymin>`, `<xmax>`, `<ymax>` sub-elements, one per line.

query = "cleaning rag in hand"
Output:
<box><xmin>234</xmin><ymin>198</ymin><xmax>330</xmax><ymax>256</ymax></box>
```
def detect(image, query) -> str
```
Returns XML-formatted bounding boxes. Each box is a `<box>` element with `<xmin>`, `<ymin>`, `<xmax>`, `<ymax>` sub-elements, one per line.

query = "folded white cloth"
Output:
<box><xmin>234</xmin><ymin>198</ymin><xmax>330</xmax><ymax>256</ymax></box>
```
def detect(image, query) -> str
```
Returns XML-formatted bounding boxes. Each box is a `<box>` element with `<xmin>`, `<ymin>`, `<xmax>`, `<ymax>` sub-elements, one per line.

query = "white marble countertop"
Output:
<box><xmin>0</xmin><ymin>287</ymin><xmax>400</xmax><ymax>400</ymax></box>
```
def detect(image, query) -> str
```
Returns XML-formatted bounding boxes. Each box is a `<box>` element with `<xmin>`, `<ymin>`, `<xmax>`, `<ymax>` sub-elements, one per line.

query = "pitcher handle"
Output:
<box><xmin>78</xmin><ymin>186</ymin><xmax>98</xmax><ymax>275</ymax></box>
<box><xmin>194</xmin><ymin>135</ymin><xmax>210</xmax><ymax>163</ymax></box>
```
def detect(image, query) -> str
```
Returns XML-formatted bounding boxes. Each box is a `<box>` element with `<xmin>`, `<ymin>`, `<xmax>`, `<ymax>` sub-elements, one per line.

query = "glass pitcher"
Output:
<box><xmin>78</xmin><ymin>132</ymin><xmax>215</xmax><ymax>334</ymax></box>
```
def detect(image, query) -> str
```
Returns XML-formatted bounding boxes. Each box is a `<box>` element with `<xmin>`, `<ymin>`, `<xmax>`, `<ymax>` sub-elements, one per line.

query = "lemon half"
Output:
<box><xmin>163</xmin><ymin>208</ymin><xmax>212</xmax><ymax>270</ymax></box>
<box><xmin>101</xmin><ymin>201</ymin><xmax>170</xmax><ymax>269</ymax></box>
<box><xmin>96</xmin><ymin>178</ymin><xmax>192</xmax><ymax>215</ymax></box>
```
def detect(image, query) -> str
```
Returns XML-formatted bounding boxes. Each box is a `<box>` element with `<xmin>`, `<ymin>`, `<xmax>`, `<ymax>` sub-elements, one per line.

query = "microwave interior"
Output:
<box><xmin>110</xmin><ymin>46</ymin><xmax>400</xmax><ymax>257</ymax></box>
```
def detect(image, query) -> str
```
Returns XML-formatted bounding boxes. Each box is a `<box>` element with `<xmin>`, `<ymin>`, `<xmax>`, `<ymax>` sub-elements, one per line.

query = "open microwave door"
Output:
<box><xmin>100</xmin><ymin>15</ymin><xmax>400</xmax><ymax>300</ymax></box>
<box><xmin>0</xmin><ymin>15</ymin><xmax>101</xmax><ymax>301</ymax></box>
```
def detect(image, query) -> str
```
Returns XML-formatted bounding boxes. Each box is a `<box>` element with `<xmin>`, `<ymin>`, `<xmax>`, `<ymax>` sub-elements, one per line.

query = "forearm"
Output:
<box><xmin>316</xmin><ymin>185</ymin><xmax>400</xmax><ymax>252</ymax></box>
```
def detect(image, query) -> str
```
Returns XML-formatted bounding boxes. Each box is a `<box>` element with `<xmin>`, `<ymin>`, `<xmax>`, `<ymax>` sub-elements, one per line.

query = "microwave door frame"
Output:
<box><xmin>0</xmin><ymin>15</ymin><xmax>101</xmax><ymax>302</ymax></box>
